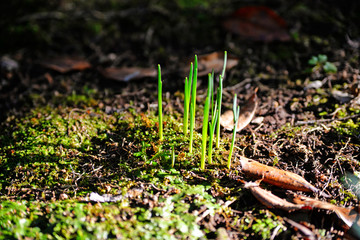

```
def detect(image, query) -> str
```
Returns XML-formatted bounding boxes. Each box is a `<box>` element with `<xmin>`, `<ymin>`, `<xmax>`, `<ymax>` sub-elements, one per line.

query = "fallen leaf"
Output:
<box><xmin>239</xmin><ymin>156</ymin><xmax>324</xmax><ymax>194</ymax></box>
<box><xmin>89</xmin><ymin>192</ymin><xmax>123</xmax><ymax>202</ymax></box>
<box><xmin>59</xmin><ymin>193</ymin><xmax>69</xmax><ymax>200</ymax></box>
<box><xmin>292</xmin><ymin>194</ymin><xmax>359</xmax><ymax>229</ymax></box>
<box><xmin>220</xmin><ymin>89</ymin><xmax>258</xmax><ymax>131</ymax></box>
<box><xmin>244</xmin><ymin>181</ymin><xmax>304</xmax><ymax>211</ymax></box>
<box><xmin>1</xmin><ymin>56</ymin><xmax>19</xmax><ymax>79</ymax></box>
<box><xmin>1</xmin><ymin>56</ymin><xmax>19</xmax><ymax>72</ymax></box>
<box><xmin>331</xmin><ymin>89</ymin><xmax>353</xmax><ymax>104</ymax></box>
<box><xmin>38</xmin><ymin>56</ymin><xmax>91</xmax><ymax>73</ymax></box>
<box><xmin>88</xmin><ymin>188</ymin><xmax>143</xmax><ymax>202</ymax></box>
<box><xmin>186</xmin><ymin>52</ymin><xmax>239</xmax><ymax>77</ymax></box>
<box><xmin>251</xmin><ymin>116</ymin><xmax>264</xmax><ymax>125</ymax></box>
<box><xmin>346</xmin><ymin>35</ymin><xmax>360</xmax><ymax>49</ymax></box>
<box><xmin>304</xmin><ymin>80</ymin><xmax>324</xmax><ymax>90</ymax></box>
<box><xmin>223</xmin><ymin>6</ymin><xmax>290</xmax><ymax>42</ymax></box>
<box><xmin>100</xmin><ymin>66</ymin><xmax>157</xmax><ymax>82</ymax></box>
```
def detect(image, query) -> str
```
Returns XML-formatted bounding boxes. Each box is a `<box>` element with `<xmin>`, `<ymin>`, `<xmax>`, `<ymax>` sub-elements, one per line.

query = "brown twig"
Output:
<box><xmin>295</xmin><ymin>113</ymin><xmax>360</xmax><ymax>126</ymax></box>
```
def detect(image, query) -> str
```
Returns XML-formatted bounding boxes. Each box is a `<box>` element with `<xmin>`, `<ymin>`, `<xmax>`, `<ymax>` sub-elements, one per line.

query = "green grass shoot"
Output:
<box><xmin>158</xmin><ymin>64</ymin><xmax>163</xmax><ymax>142</ymax></box>
<box><xmin>200</xmin><ymin>73</ymin><xmax>212</xmax><ymax>170</ymax></box>
<box><xmin>227</xmin><ymin>94</ymin><xmax>240</xmax><ymax>169</ymax></box>
<box><xmin>215</xmin><ymin>51</ymin><xmax>227</xmax><ymax>148</ymax></box>
<box><xmin>183</xmin><ymin>63</ymin><xmax>193</xmax><ymax>135</ymax></box>
<box><xmin>189</xmin><ymin>55</ymin><xmax>198</xmax><ymax>154</ymax></box>
<box><xmin>208</xmin><ymin>71</ymin><xmax>218</xmax><ymax>164</ymax></box>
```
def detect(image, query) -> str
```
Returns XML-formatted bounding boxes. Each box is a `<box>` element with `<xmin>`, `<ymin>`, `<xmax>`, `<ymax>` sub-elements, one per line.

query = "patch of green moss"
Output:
<box><xmin>0</xmin><ymin>104</ymin><xmax>116</xmax><ymax>198</ymax></box>
<box><xmin>238</xmin><ymin>209</ymin><xmax>285</xmax><ymax>239</ymax></box>
<box><xmin>0</xmin><ymin>182</ymin><xmax>221</xmax><ymax>239</ymax></box>
<box><xmin>333</xmin><ymin>119</ymin><xmax>360</xmax><ymax>137</ymax></box>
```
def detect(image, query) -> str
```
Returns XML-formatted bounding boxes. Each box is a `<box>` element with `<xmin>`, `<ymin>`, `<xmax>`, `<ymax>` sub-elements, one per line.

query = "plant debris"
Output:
<box><xmin>220</xmin><ymin>88</ymin><xmax>258</xmax><ymax>131</ymax></box>
<box><xmin>100</xmin><ymin>66</ymin><xmax>157</xmax><ymax>82</ymax></box>
<box><xmin>222</xmin><ymin>6</ymin><xmax>290</xmax><ymax>42</ymax></box>
<box><xmin>37</xmin><ymin>56</ymin><xmax>91</xmax><ymax>73</ymax></box>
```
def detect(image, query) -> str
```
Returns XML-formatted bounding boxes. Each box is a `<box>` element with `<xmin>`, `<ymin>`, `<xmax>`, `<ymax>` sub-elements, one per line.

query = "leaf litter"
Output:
<box><xmin>38</xmin><ymin>56</ymin><xmax>91</xmax><ymax>73</ymax></box>
<box><xmin>99</xmin><ymin>66</ymin><xmax>157</xmax><ymax>82</ymax></box>
<box><xmin>238</xmin><ymin>156</ymin><xmax>324</xmax><ymax>194</ymax></box>
<box><xmin>220</xmin><ymin>88</ymin><xmax>258</xmax><ymax>131</ymax></box>
<box><xmin>222</xmin><ymin>6</ymin><xmax>290</xmax><ymax>42</ymax></box>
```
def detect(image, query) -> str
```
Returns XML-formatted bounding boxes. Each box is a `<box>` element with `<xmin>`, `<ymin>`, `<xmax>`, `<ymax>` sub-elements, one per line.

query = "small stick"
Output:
<box><xmin>295</xmin><ymin>113</ymin><xmax>360</xmax><ymax>126</ymax></box>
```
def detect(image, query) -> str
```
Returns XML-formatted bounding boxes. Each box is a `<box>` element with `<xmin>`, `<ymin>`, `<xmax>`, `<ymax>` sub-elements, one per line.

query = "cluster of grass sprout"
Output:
<box><xmin>158</xmin><ymin>51</ymin><xmax>237</xmax><ymax>170</ymax></box>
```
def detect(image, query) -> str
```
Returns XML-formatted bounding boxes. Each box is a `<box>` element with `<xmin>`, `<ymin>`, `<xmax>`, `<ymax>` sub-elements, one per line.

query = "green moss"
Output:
<box><xmin>0</xmin><ymin>182</ymin><xmax>221</xmax><ymax>239</ymax></box>
<box><xmin>0</xmin><ymin>103</ymin><xmax>117</xmax><ymax>198</ymax></box>
<box><xmin>239</xmin><ymin>209</ymin><xmax>285</xmax><ymax>239</ymax></box>
<box><xmin>333</xmin><ymin>119</ymin><xmax>360</xmax><ymax>137</ymax></box>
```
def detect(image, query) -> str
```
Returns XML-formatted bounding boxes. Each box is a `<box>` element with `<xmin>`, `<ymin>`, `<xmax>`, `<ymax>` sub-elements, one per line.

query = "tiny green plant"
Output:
<box><xmin>189</xmin><ymin>55</ymin><xmax>198</xmax><ymax>154</ymax></box>
<box><xmin>215</xmin><ymin>51</ymin><xmax>227</xmax><ymax>148</ymax></box>
<box><xmin>308</xmin><ymin>54</ymin><xmax>337</xmax><ymax>74</ymax></box>
<box><xmin>227</xmin><ymin>94</ymin><xmax>240</xmax><ymax>169</ymax></box>
<box><xmin>200</xmin><ymin>73</ymin><xmax>212</xmax><ymax>170</ymax></box>
<box><xmin>183</xmin><ymin>63</ymin><xmax>193</xmax><ymax>135</ymax></box>
<box><xmin>158</xmin><ymin>64</ymin><xmax>163</xmax><ymax>141</ymax></box>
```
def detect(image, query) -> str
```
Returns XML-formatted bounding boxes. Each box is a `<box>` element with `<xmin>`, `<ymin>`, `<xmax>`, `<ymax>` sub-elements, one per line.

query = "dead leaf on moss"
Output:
<box><xmin>38</xmin><ymin>56</ymin><xmax>91</xmax><ymax>73</ymax></box>
<box><xmin>239</xmin><ymin>156</ymin><xmax>324</xmax><ymax>194</ymax></box>
<box><xmin>100</xmin><ymin>66</ymin><xmax>157</xmax><ymax>82</ymax></box>
<box><xmin>244</xmin><ymin>181</ymin><xmax>304</xmax><ymax>211</ymax></box>
<box><xmin>223</xmin><ymin>6</ymin><xmax>290</xmax><ymax>42</ymax></box>
<box><xmin>220</xmin><ymin>89</ymin><xmax>258</xmax><ymax>131</ymax></box>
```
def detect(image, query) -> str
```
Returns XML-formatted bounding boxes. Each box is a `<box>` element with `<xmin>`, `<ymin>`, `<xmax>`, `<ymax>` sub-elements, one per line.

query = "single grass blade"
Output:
<box><xmin>158</xmin><ymin>64</ymin><xmax>163</xmax><ymax>141</ymax></box>
<box><xmin>189</xmin><ymin>56</ymin><xmax>198</xmax><ymax>154</ymax></box>
<box><xmin>227</xmin><ymin>94</ymin><xmax>240</xmax><ymax>169</ymax></box>
<box><xmin>200</xmin><ymin>74</ymin><xmax>212</xmax><ymax>170</ymax></box>
<box><xmin>215</xmin><ymin>51</ymin><xmax>227</xmax><ymax>148</ymax></box>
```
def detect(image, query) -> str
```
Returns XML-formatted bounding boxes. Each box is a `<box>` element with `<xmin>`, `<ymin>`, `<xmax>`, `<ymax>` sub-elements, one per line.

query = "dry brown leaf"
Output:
<box><xmin>245</xmin><ymin>181</ymin><xmax>304</xmax><ymax>211</ymax></box>
<box><xmin>184</xmin><ymin>52</ymin><xmax>238</xmax><ymax>77</ymax></box>
<box><xmin>239</xmin><ymin>156</ymin><xmax>322</xmax><ymax>194</ymax></box>
<box><xmin>100</xmin><ymin>67</ymin><xmax>157</xmax><ymax>82</ymax></box>
<box><xmin>222</xmin><ymin>6</ymin><xmax>290</xmax><ymax>42</ymax></box>
<box><xmin>38</xmin><ymin>56</ymin><xmax>91</xmax><ymax>73</ymax></box>
<box><xmin>220</xmin><ymin>89</ymin><xmax>258</xmax><ymax>131</ymax></box>
<box><xmin>292</xmin><ymin>194</ymin><xmax>359</xmax><ymax>229</ymax></box>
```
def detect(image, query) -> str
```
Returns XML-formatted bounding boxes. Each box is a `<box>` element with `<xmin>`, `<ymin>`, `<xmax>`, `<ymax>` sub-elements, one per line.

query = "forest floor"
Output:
<box><xmin>1</xmin><ymin>1</ymin><xmax>360</xmax><ymax>239</ymax></box>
